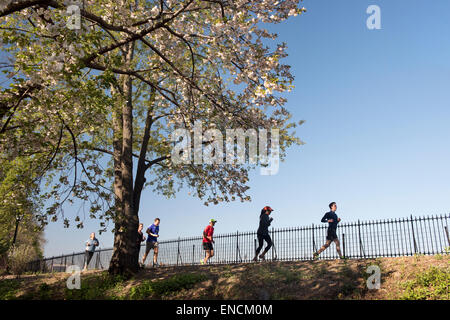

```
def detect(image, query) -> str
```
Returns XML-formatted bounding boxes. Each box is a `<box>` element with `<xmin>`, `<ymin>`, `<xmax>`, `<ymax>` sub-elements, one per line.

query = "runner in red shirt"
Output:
<box><xmin>200</xmin><ymin>219</ymin><xmax>217</xmax><ymax>265</ymax></box>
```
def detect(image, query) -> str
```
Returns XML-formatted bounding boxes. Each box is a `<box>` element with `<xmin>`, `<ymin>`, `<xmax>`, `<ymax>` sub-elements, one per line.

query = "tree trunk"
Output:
<box><xmin>108</xmin><ymin>44</ymin><xmax>140</xmax><ymax>276</ymax></box>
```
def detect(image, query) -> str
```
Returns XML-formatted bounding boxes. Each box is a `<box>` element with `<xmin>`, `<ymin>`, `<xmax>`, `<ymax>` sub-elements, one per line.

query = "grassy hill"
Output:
<box><xmin>0</xmin><ymin>254</ymin><xmax>448</xmax><ymax>300</ymax></box>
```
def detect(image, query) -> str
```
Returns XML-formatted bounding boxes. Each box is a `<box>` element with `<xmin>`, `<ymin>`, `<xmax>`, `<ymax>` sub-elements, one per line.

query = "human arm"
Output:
<box><xmin>260</xmin><ymin>214</ymin><xmax>272</xmax><ymax>228</ymax></box>
<box><xmin>321</xmin><ymin>212</ymin><xmax>331</xmax><ymax>223</ymax></box>
<box><xmin>146</xmin><ymin>227</ymin><xmax>159</xmax><ymax>238</ymax></box>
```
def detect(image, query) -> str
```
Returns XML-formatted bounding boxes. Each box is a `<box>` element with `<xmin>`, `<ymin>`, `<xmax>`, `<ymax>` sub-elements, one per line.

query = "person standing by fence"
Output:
<box><xmin>142</xmin><ymin>218</ymin><xmax>160</xmax><ymax>267</ymax></box>
<box><xmin>83</xmin><ymin>232</ymin><xmax>99</xmax><ymax>271</ymax></box>
<box><xmin>253</xmin><ymin>206</ymin><xmax>274</xmax><ymax>261</ymax></box>
<box><xmin>200</xmin><ymin>219</ymin><xmax>217</xmax><ymax>265</ymax></box>
<box><xmin>137</xmin><ymin>223</ymin><xmax>146</xmax><ymax>267</ymax></box>
<box><xmin>313</xmin><ymin>202</ymin><xmax>344</xmax><ymax>259</ymax></box>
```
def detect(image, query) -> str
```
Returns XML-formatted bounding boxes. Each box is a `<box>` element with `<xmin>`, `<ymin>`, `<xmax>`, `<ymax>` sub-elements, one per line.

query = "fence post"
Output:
<box><xmin>312</xmin><ymin>224</ymin><xmax>317</xmax><ymax>254</ymax></box>
<box><xmin>51</xmin><ymin>257</ymin><xmax>54</xmax><ymax>273</ymax></box>
<box><xmin>410</xmin><ymin>215</ymin><xmax>418</xmax><ymax>254</ymax></box>
<box><xmin>95</xmin><ymin>252</ymin><xmax>99</xmax><ymax>269</ymax></box>
<box><xmin>358</xmin><ymin>220</ymin><xmax>365</xmax><ymax>258</ymax></box>
<box><xmin>192</xmin><ymin>244</ymin><xmax>195</xmax><ymax>265</ymax></box>
<box><xmin>342</xmin><ymin>233</ymin><xmax>346</xmax><ymax>259</ymax></box>
<box><xmin>176</xmin><ymin>237</ymin><xmax>180</xmax><ymax>266</ymax></box>
<box><xmin>235</xmin><ymin>231</ymin><xmax>240</xmax><ymax>263</ymax></box>
<box><xmin>271</xmin><ymin>228</ymin><xmax>274</xmax><ymax>260</ymax></box>
<box><xmin>98</xmin><ymin>250</ymin><xmax>103</xmax><ymax>269</ymax></box>
<box><xmin>444</xmin><ymin>226</ymin><xmax>450</xmax><ymax>247</ymax></box>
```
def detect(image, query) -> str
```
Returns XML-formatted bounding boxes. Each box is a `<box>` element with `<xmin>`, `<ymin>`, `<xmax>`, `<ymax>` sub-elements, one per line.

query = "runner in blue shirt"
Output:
<box><xmin>141</xmin><ymin>218</ymin><xmax>160</xmax><ymax>267</ymax></box>
<box><xmin>313</xmin><ymin>202</ymin><xmax>344</xmax><ymax>259</ymax></box>
<box><xmin>83</xmin><ymin>232</ymin><xmax>99</xmax><ymax>271</ymax></box>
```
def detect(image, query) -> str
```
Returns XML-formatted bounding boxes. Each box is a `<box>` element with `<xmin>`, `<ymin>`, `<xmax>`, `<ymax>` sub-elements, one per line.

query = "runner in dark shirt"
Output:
<box><xmin>313</xmin><ymin>202</ymin><xmax>344</xmax><ymax>259</ymax></box>
<box><xmin>252</xmin><ymin>206</ymin><xmax>274</xmax><ymax>261</ymax></box>
<box><xmin>137</xmin><ymin>223</ymin><xmax>146</xmax><ymax>267</ymax></box>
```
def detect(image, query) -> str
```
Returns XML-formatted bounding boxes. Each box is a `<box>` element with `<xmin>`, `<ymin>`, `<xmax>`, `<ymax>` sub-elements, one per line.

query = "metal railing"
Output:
<box><xmin>26</xmin><ymin>214</ymin><xmax>450</xmax><ymax>273</ymax></box>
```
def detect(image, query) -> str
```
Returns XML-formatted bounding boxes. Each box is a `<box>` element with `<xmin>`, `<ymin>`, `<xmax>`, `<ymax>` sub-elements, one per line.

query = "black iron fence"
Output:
<box><xmin>26</xmin><ymin>214</ymin><xmax>450</xmax><ymax>273</ymax></box>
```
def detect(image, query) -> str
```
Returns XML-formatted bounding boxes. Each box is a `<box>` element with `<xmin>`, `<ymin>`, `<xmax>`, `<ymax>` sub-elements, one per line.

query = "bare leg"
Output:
<box><xmin>315</xmin><ymin>240</ymin><xmax>332</xmax><ymax>256</ymax></box>
<box><xmin>207</xmin><ymin>249</ymin><xmax>214</xmax><ymax>263</ymax></box>
<box><xmin>142</xmin><ymin>245</ymin><xmax>152</xmax><ymax>264</ymax></box>
<box><xmin>142</xmin><ymin>252</ymin><xmax>148</xmax><ymax>264</ymax></box>
<box><xmin>203</xmin><ymin>250</ymin><xmax>211</xmax><ymax>264</ymax></box>
<box><xmin>334</xmin><ymin>239</ymin><xmax>343</xmax><ymax>258</ymax></box>
<box><xmin>153</xmin><ymin>247</ymin><xmax>159</xmax><ymax>265</ymax></box>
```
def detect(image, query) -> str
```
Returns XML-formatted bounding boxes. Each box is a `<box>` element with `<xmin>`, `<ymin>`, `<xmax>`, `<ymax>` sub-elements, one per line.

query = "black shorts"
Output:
<box><xmin>203</xmin><ymin>242</ymin><xmax>213</xmax><ymax>251</ymax></box>
<box><xmin>326</xmin><ymin>228</ymin><xmax>338</xmax><ymax>241</ymax></box>
<box><xmin>145</xmin><ymin>241</ymin><xmax>158</xmax><ymax>254</ymax></box>
<box><xmin>85</xmin><ymin>251</ymin><xmax>94</xmax><ymax>265</ymax></box>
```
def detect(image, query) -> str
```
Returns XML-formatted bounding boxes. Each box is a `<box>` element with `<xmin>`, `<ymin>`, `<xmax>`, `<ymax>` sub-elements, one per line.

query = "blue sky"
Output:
<box><xmin>2</xmin><ymin>1</ymin><xmax>450</xmax><ymax>256</ymax></box>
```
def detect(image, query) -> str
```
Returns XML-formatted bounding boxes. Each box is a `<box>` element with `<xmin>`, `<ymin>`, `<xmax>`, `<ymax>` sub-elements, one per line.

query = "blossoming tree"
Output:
<box><xmin>0</xmin><ymin>0</ymin><xmax>305</xmax><ymax>275</ymax></box>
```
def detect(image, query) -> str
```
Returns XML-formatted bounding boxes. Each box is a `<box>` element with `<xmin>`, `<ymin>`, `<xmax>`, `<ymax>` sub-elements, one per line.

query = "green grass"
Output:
<box><xmin>64</xmin><ymin>272</ymin><xmax>127</xmax><ymax>300</ymax></box>
<box><xmin>0</xmin><ymin>279</ymin><xmax>22</xmax><ymax>300</ymax></box>
<box><xmin>129</xmin><ymin>273</ymin><xmax>207</xmax><ymax>299</ymax></box>
<box><xmin>400</xmin><ymin>266</ymin><xmax>450</xmax><ymax>300</ymax></box>
<box><xmin>314</xmin><ymin>263</ymin><xmax>328</xmax><ymax>277</ymax></box>
<box><xmin>222</xmin><ymin>265</ymin><xmax>233</xmax><ymax>278</ymax></box>
<box><xmin>337</xmin><ymin>263</ymin><xmax>363</xmax><ymax>297</ymax></box>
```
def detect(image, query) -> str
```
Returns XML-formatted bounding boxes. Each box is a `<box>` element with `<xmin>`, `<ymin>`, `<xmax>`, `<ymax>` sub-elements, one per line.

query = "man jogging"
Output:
<box><xmin>313</xmin><ymin>202</ymin><xmax>344</xmax><ymax>259</ymax></box>
<box><xmin>83</xmin><ymin>232</ymin><xmax>99</xmax><ymax>271</ymax></box>
<box><xmin>200</xmin><ymin>219</ymin><xmax>217</xmax><ymax>265</ymax></box>
<box><xmin>142</xmin><ymin>218</ymin><xmax>160</xmax><ymax>267</ymax></box>
<box><xmin>252</xmin><ymin>206</ymin><xmax>274</xmax><ymax>261</ymax></box>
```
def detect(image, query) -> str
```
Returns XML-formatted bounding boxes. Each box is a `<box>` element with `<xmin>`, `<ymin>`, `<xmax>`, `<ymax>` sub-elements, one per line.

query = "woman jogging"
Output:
<box><xmin>137</xmin><ymin>223</ymin><xmax>146</xmax><ymax>266</ymax></box>
<box><xmin>83</xmin><ymin>232</ymin><xmax>99</xmax><ymax>271</ymax></box>
<box><xmin>313</xmin><ymin>202</ymin><xmax>344</xmax><ymax>259</ymax></box>
<box><xmin>252</xmin><ymin>206</ymin><xmax>274</xmax><ymax>261</ymax></box>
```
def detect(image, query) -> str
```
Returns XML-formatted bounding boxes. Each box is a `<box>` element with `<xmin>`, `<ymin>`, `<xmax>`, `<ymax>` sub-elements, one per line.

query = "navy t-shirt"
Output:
<box><xmin>146</xmin><ymin>224</ymin><xmax>159</xmax><ymax>242</ymax></box>
<box><xmin>321</xmin><ymin>211</ymin><xmax>339</xmax><ymax>230</ymax></box>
